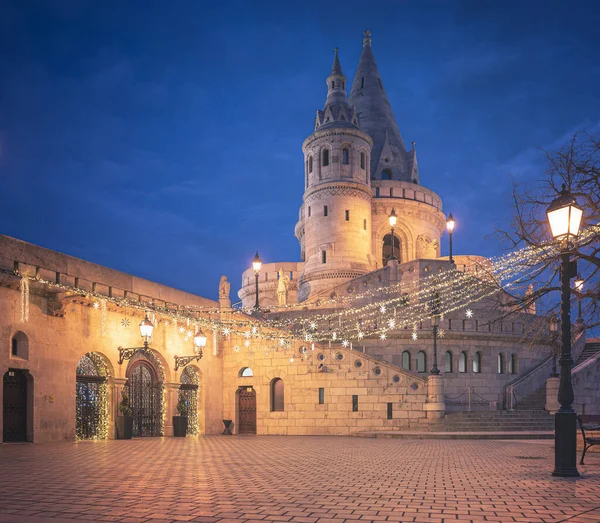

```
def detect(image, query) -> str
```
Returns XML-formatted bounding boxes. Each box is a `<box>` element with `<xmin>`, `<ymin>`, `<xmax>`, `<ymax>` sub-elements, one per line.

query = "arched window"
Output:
<box><xmin>10</xmin><ymin>331</ymin><xmax>29</xmax><ymax>360</ymax></box>
<box><xmin>270</xmin><ymin>378</ymin><xmax>284</xmax><ymax>412</ymax></box>
<box><xmin>382</xmin><ymin>234</ymin><xmax>401</xmax><ymax>265</ymax></box>
<box><xmin>458</xmin><ymin>352</ymin><xmax>467</xmax><ymax>373</ymax></box>
<box><xmin>508</xmin><ymin>354</ymin><xmax>517</xmax><ymax>374</ymax></box>
<box><xmin>239</xmin><ymin>367</ymin><xmax>253</xmax><ymax>377</ymax></box>
<box><xmin>473</xmin><ymin>351</ymin><xmax>482</xmax><ymax>373</ymax></box>
<box><xmin>497</xmin><ymin>353</ymin><xmax>505</xmax><ymax>374</ymax></box>
<box><xmin>382</xmin><ymin>169</ymin><xmax>392</xmax><ymax>180</ymax></box>
<box><xmin>417</xmin><ymin>351</ymin><xmax>426</xmax><ymax>373</ymax></box>
<box><xmin>342</xmin><ymin>148</ymin><xmax>349</xmax><ymax>165</ymax></box>
<box><xmin>402</xmin><ymin>350</ymin><xmax>411</xmax><ymax>370</ymax></box>
<box><xmin>360</xmin><ymin>152</ymin><xmax>365</xmax><ymax>169</ymax></box>
<box><xmin>444</xmin><ymin>351</ymin><xmax>453</xmax><ymax>373</ymax></box>
<box><xmin>322</xmin><ymin>149</ymin><xmax>329</xmax><ymax>167</ymax></box>
<box><xmin>308</xmin><ymin>155</ymin><xmax>313</xmax><ymax>173</ymax></box>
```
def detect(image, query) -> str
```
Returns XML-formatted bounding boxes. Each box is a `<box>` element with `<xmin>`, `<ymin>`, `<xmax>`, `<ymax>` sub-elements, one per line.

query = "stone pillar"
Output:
<box><xmin>424</xmin><ymin>374</ymin><xmax>445</xmax><ymax>420</ymax></box>
<box><xmin>546</xmin><ymin>376</ymin><xmax>560</xmax><ymax>413</ymax></box>
<box><xmin>164</xmin><ymin>382</ymin><xmax>180</xmax><ymax>437</ymax></box>
<box><xmin>111</xmin><ymin>378</ymin><xmax>127</xmax><ymax>440</ymax></box>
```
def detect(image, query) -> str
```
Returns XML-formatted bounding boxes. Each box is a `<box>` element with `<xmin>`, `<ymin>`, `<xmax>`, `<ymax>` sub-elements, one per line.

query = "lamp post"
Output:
<box><xmin>575</xmin><ymin>274</ymin><xmax>584</xmax><ymax>324</ymax></box>
<box><xmin>174</xmin><ymin>327</ymin><xmax>207</xmax><ymax>371</ymax></box>
<box><xmin>252</xmin><ymin>251</ymin><xmax>262</xmax><ymax>310</ymax></box>
<box><xmin>446</xmin><ymin>213</ymin><xmax>455</xmax><ymax>265</ymax></box>
<box><xmin>549</xmin><ymin>312</ymin><xmax>559</xmax><ymax>377</ymax></box>
<box><xmin>546</xmin><ymin>184</ymin><xmax>583</xmax><ymax>478</ymax></box>
<box><xmin>388</xmin><ymin>209</ymin><xmax>397</xmax><ymax>262</ymax></box>
<box><xmin>430</xmin><ymin>291</ymin><xmax>441</xmax><ymax>375</ymax></box>
<box><xmin>139</xmin><ymin>314</ymin><xmax>154</xmax><ymax>348</ymax></box>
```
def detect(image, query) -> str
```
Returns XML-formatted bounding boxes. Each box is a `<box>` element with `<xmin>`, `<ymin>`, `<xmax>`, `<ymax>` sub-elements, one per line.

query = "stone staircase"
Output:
<box><xmin>428</xmin><ymin>410</ymin><xmax>555</xmax><ymax>433</ymax></box>
<box><xmin>515</xmin><ymin>384</ymin><xmax>547</xmax><ymax>411</ymax></box>
<box><xmin>575</xmin><ymin>341</ymin><xmax>600</xmax><ymax>367</ymax></box>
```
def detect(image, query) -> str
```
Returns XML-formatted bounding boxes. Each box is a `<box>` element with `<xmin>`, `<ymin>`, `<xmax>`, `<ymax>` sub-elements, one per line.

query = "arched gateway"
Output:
<box><xmin>125</xmin><ymin>351</ymin><xmax>163</xmax><ymax>437</ymax></box>
<box><xmin>75</xmin><ymin>353</ymin><xmax>109</xmax><ymax>440</ymax></box>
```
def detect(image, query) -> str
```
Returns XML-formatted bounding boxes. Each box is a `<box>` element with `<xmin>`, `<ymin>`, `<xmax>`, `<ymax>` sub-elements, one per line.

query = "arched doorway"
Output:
<box><xmin>126</xmin><ymin>355</ymin><xmax>162</xmax><ymax>437</ymax></box>
<box><xmin>237</xmin><ymin>386</ymin><xmax>256</xmax><ymax>435</ymax></box>
<box><xmin>179</xmin><ymin>367</ymin><xmax>199</xmax><ymax>436</ymax></box>
<box><xmin>382</xmin><ymin>234</ymin><xmax>401</xmax><ymax>265</ymax></box>
<box><xmin>76</xmin><ymin>353</ymin><xmax>109</xmax><ymax>440</ymax></box>
<box><xmin>3</xmin><ymin>370</ymin><xmax>30</xmax><ymax>442</ymax></box>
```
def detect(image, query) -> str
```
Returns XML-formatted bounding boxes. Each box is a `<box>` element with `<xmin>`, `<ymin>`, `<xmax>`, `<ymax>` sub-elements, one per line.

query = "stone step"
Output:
<box><xmin>355</xmin><ymin>431</ymin><xmax>554</xmax><ymax>440</ymax></box>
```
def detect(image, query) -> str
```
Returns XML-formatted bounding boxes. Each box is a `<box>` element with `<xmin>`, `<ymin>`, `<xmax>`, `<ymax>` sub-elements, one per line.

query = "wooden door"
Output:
<box><xmin>3</xmin><ymin>370</ymin><xmax>28</xmax><ymax>442</ymax></box>
<box><xmin>238</xmin><ymin>387</ymin><xmax>256</xmax><ymax>434</ymax></box>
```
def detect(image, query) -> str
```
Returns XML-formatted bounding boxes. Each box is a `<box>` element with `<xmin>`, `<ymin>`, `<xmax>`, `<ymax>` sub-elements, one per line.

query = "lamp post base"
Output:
<box><xmin>552</xmin><ymin>411</ymin><xmax>580</xmax><ymax>477</ymax></box>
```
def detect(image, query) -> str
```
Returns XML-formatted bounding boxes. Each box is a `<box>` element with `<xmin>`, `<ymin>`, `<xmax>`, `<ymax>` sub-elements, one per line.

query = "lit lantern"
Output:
<box><xmin>252</xmin><ymin>251</ymin><xmax>262</xmax><ymax>274</ymax></box>
<box><xmin>546</xmin><ymin>184</ymin><xmax>583</xmax><ymax>241</ymax></box>
<box><xmin>139</xmin><ymin>314</ymin><xmax>154</xmax><ymax>347</ymax></box>
<box><xmin>193</xmin><ymin>327</ymin><xmax>207</xmax><ymax>352</ymax></box>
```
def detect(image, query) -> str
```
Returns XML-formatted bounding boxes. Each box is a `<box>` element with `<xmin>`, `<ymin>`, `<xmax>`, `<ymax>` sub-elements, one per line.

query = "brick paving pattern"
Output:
<box><xmin>0</xmin><ymin>437</ymin><xmax>599</xmax><ymax>523</ymax></box>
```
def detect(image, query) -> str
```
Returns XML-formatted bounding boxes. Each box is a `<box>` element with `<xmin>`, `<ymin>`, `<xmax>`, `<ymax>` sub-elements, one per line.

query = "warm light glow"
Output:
<box><xmin>139</xmin><ymin>314</ymin><xmax>154</xmax><ymax>343</ymax></box>
<box><xmin>546</xmin><ymin>185</ymin><xmax>583</xmax><ymax>240</ymax></box>
<box><xmin>193</xmin><ymin>327</ymin><xmax>207</xmax><ymax>349</ymax></box>
<box><xmin>446</xmin><ymin>213</ymin><xmax>455</xmax><ymax>232</ymax></box>
<box><xmin>575</xmin><ymin>274</ymin><xmax>584</xmax><ymax>292</ymax></box>
<box><xmin>252</xmin><ymin>251</ymin><xmax>262</xmax><ymax>273</ymax></box>
<box><xmin>549</xmin><ymin>312</ymin><xmax>559</xmax><ymax>333</ymax></box>
<box><xmin>388</xmin><ymin>209</ymin><xmax>397</xmax><ymax>228</ymax></box>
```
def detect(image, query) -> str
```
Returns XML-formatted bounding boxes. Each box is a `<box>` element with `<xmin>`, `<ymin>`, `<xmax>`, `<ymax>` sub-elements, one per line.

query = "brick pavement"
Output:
<box><xmin>0</xmin><ymin>437</ymin><xmax>598</xmax><ymax>523</ymax></box>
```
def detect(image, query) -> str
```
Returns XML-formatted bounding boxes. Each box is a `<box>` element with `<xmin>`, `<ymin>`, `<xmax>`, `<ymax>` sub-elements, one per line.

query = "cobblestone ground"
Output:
<box><xmin>0</xmin><ymin>437</ymin><xmax>599</xmax><ymax>523</ymax></box>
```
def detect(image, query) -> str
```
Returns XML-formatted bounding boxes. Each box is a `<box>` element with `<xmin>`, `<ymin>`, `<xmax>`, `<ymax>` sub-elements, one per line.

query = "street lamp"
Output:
<box><xmin>446</xmin><ymin>213</ymin><xmax>455</xmax><ymax>265</ymax></box>
<box><xmin>388</xmin><ymin>209</ymin><xmax>397</xmax><ymax>262</ymax></box>
<box><xmin>430</xmin><ymin>291</ymin><xmax>441</xmax><ymax>375</ymax></box>
<box><xmin>193</xmin><ymin>327</ymin><xmax>207</xmax><ymax>353</ymax></box>
<box><xmin>139</xmin><ymin>314</ymin><xmax>154</xmax><ymax>348</ymax></box>
<box><xmin>175</xmin><ymin>327</ymin><xmax>207</xmax><ymax>371</ymax></box>
<box><xmin>546</xmin><ymin>183</ymin><xmax>583</xmax><ymax>478</ymax></box>
<box><xmin>252</xmin><ymin>251</ymin><xmax>262</xmax><ymax>310</ymax></box>
<box><xmin>549</xmin><ymin>312</ymin><xmax>559</xmax><ymax>377</ymax></box>
<box><xmin>575</xmin><ymin>274</ymin><xmax>584</xmax><ymax>324</ymax></box>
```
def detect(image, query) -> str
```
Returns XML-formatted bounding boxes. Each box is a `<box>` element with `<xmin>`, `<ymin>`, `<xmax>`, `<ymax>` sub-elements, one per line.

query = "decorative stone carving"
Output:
<box><xmin>416</xmin><ymin>235</ymin><xmax>438</xmax><ymax>259</ymax></box>
<box><xmin>219</xmin><ymin>275</ymin><xmax>231</xmax><ymax>309</ymax></box>
<box><xmin>277</xmin><ymin>269</ymin><xmax>290</xmax><ymax>307</ymax></box>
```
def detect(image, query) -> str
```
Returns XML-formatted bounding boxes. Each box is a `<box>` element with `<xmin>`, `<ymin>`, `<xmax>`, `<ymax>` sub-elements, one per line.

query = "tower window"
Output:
<box><xmin>345</xmin><ymin>210</ymin><xmax>349</xmax><ymax>221</ymax></box>
<box><xmin>318</xmin><ymin>388</ymin><xmax>325</xmax><ymax>404</ymax></box>
<box><xmin>308</xmin><ymin>155</ymin><xmax>313</xmax><ymax>173</ymax></box>
<box><xmin>390</xmin><ymin>188</ymin><xmax>394</xmax><ymax>197</ymax></box>
<box><xmin>352</xmin><ymin>395</ymin><xmax>358</xmax><ymax>412</ymax></box>
<box><xmin>363</xmin><ymin>219</ymin><xmax>367</xmax><ymax>230</ymax></box>
<box><xmin>321</xmin><ymin>251</ymin><xmax>327</xmax><ymax>264</ymax></box>
<box><xmin>382</xmin><ymin>234</ymin><xmax>400</xmax><ymax>265</ymax></box>
<box><xmin>387</xmin><ymin>403</ymin><xmax>393</xmax><ymax>420</ymax></box>
<box><xmin>361</xmin><ymin>77</ymin><xmax>364</xmax><ymax>88</ymax></box>
<box><xmin>360</xmin><ymin>152</ymin><xmax>365</xmax><ymax>169</ymax></box>
<box><xmin>331</xmin><ymin>81</ymin><xmax>335</xmax><ymax>89</ymax></box>
<box><xmin>324</xmin><ymin>206</ymin><xmax>328</xmax><ymax>217</ymax></box>
<box><xmin>322</xmin><ymin>149</ymin><xmax>329</xmax><ymax>167</ymax></box>
<box><xmin>382</xmin><ymin>169</ymin><xmax>392</xmax><ymax>180</ymax></box>
<box><xmin>342</xmin><ymin>148</ymin><xmax>349</xmax><ymax>165</ymax></box>
<box><xmin>308</xmin><ymin>206</ymin><xmax>311</xmax><ymax>217</ymax></box>
<box><xmin>375</xmin><ymin>188</ymin><xmax>380</xmax><ymax>197</ymax></box>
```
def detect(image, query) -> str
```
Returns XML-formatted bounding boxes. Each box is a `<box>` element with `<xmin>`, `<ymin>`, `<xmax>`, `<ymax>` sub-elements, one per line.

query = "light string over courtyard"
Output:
<box><xmin>13</xmin><ymin>224</ymin><xmax>598</xmax><ymax>353</ymax></box>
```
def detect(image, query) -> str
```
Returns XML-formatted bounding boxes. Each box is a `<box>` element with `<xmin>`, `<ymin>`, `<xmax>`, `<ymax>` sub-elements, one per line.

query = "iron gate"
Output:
<box><xmin>76</xmin><ymin>354</ymin><xmax>107</xmax><ymax>440</ymax></box>
<box><xmin>126</xmin><ymin>362</ymin><xmax>161</xmax><ymax>437</ymax></box>
<box><xmin>3</xmin><ymin>370</ymin><xmax>27</xmax><ymax>442</ymax></box>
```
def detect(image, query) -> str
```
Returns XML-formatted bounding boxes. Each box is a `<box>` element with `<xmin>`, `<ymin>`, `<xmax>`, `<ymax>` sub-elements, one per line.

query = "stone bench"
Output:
<box><xmin>578</xmin><ymin>415</ymin><xmax>600</xmax><ymax>464</ymax></box>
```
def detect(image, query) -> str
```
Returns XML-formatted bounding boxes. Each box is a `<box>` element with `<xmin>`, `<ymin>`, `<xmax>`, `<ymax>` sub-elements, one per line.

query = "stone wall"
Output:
<box><xmin>222</xmin><ymin>339</ymin><xmax>428</xmax><ymax>436</ymax></box>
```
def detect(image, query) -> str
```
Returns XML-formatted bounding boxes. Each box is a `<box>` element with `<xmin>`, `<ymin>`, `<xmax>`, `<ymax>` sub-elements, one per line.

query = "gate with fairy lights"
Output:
<box><xmin>126</xmin><ymin>360</ymin><xmax>161</xmax><ymax>437</ymax></box>
<box><xmin>76</xmin><ymin>354</ymin><xmax>108</xmax><ymax>440</ymax></box>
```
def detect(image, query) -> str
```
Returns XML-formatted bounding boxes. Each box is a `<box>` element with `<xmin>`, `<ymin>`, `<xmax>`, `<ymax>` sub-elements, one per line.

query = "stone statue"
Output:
<box><xmin>277</xmin><ymin>268</ymin><xmax>290</xmax><ymax>307</ymax></box>
<box><xmin>416</xmin><ymin>235</ymin><xmax>438</xmax><ymax>259</ymax></box>
<box><xmin>219</xmin><ymin>275</ymin><xmax>231</xmax><ymax>309</ymax></box>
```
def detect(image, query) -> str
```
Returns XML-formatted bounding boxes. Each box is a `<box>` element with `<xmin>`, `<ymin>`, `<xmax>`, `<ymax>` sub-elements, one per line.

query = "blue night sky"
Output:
<box><xmin>1</xmin><ymin>1</ymin><xmax>599</xmax><ymax>301</ymax></box>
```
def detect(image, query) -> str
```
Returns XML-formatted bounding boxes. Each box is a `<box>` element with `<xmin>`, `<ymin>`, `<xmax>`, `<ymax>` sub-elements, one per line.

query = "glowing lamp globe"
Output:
<box><xmin>575</xmin><ymin>274</ymin><xmax>584</xmax><ymax>292</ymax></box>
<box><xmin>139</xmin><ymin>314</ymin><xmax>154</xmax><ymax>345</ymax></box>
<box><xmin>388</xmin><ymin>209</ymin><xmax>397</xmax><ymax>228</ymax></box>
<box><xmin>252</xmin><ymin>251</ymin><xmax>262</xmax><ymax>273</ymax></box>
<box><xmin>549</xmin><ymin>312</ymin><xmax>559</xmax><ymax>333</ymax></box>
<box><xmin>193</xmin><ymin>327</ymin><xmax>207</xmax><ymax>350</ymax></box>
<box><xmin>446</xmin><ymin>213</ymin><xmax>455</xmax><ymax>233</ymax></box>
<box><xmin>546</xmin><ymin>185</ymin><xmax>583</xmax><ymax>241</ymax></box>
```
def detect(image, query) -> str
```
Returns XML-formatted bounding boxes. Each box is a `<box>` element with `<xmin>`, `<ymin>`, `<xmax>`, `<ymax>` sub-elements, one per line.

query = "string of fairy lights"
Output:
<box><xmin>15</xmin><ymin>224</ymin><xmax>599</xmax><ymax>350</ymax></box>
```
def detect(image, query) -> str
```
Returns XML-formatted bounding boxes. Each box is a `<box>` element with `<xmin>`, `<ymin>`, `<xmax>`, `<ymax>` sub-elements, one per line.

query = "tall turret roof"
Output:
<box><xmin>349</xmin><ymin>31</ymin><xmax>416</xmax><ymax>183</ymax></box>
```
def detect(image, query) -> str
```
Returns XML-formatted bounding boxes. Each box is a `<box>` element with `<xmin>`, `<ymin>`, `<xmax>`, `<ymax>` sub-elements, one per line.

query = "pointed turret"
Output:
<box><xmin>315</xmin><ymin>49</ymin><xmax>359</xmax><ymax>131</ymax></box>
<box><xmin>349</xmin><ymin>30</ymin><xmax>412</xmax><ymax>182</ymax></box>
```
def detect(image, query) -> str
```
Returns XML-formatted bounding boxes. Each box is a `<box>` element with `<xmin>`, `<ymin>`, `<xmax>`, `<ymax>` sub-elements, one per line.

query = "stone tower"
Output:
<box><xmin>296</xmin><ymin>49</ymin><xmax>374</xmax><ymax>301</ymax></box>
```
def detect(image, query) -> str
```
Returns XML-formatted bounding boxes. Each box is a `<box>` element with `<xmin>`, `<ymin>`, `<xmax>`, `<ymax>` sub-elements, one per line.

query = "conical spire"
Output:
<box><xmin>331</xmin><ymin>47</ymin><xmax>343</xmax><ymax>75</ymax></box>
<box><xmin>349</xmin><ymin>30</ymin><xmax>410</xmax><ymax>182</ymax></box>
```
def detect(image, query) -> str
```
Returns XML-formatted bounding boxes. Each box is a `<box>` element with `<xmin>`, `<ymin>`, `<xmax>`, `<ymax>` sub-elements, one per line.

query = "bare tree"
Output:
<box><xmin>494</xmin><ymin>133</ymin><xmax>600</xmax><ymax>330</ymax></box>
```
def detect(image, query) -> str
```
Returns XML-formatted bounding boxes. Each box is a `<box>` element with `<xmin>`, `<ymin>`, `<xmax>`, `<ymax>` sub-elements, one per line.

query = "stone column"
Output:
<box><xmin>546</xmin><ymin>376</ymin><xmax>560</xmax><ymax>413</ymax></box>
<box><xmin>111</xmin><ymin>378</ymin><xmax>127</xmax><ymax>440</ymax></box>
<box><xmin>164</xmin><ymin>382</ymin><xmax>180</xmax><ymax>437</ymax></box>
<box><xmin>424</xmin><ymin>374</ymin><xmax>445</xmax><ymax>420</ymax></box>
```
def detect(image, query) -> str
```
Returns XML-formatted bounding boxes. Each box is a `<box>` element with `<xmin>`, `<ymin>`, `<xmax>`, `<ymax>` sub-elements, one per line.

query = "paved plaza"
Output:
<box><xmin>0</xmin><ymin>437</ymin><xmax>599</xmax><ymax>523</ymax></box>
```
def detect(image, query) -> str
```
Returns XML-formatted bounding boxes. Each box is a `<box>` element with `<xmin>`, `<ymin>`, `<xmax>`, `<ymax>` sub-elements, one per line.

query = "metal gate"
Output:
<box><xmin>76</xmin><ymin>354</ymin><xmax>107</xmax><ymax>440</ymax></box>
<box><xmin>180</xmin><ymin>366</ymin><xmax>199</xmax><ymax>435</ymax></box>
<box><xmin>126</xmin><ymin>362</ymin><xmax>161</xmax><ymax>437</ymax></box>
<box><xmin>238</xmin><ymin>387</ymin><xmax>256</xmax><ymax>434</ymax></box>
<box><xmin>3</xmin><ymin>370</ymin><xmax>28</xmax><ymax>442</ymax></box>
